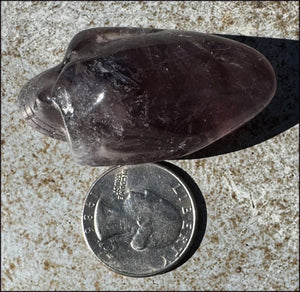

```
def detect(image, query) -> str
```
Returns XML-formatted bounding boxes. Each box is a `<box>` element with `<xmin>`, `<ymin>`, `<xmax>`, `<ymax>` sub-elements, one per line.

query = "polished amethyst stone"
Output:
<box><xmin>18</xmin><ymin>27</ymin><xmax>276</xmax><ymax>166</ymax></box>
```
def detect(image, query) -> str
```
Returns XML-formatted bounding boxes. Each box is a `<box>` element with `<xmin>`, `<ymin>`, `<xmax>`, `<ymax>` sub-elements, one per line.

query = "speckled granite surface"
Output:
<box><xmin>1</xmin><ymin>1</ymin><xmax>299</xmax><ymax>291</ymax></box>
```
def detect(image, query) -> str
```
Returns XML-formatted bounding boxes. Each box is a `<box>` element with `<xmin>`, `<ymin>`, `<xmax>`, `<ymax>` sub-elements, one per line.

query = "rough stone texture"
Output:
<box><xmin>18</xmin><ymin>27</ymin><xmax>276</xmax><ymax>166</ymax></box>
<box><xmin>1</xmin><ymin>1</ymin><xmax>299</xmax><ymax>291</ymax></box>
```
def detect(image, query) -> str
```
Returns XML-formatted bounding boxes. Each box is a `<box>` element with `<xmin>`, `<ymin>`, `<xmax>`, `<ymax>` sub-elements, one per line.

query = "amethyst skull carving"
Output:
<box><xmin>18</xmin><ymin>27</ymin><xmax>276</xmax><ymax>166</ymax></box>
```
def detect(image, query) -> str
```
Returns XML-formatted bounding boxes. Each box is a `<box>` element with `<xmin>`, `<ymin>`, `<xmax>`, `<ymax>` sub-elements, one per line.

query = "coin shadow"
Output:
<box><xmin>157</xmin><ymin>161</ymin><xmax>207</xmax><ymax>274</ymax></box>
<box><xmin>181</xmin><ymin>35</ymin><xmax>298</xmax><ymax>160</ymax></box>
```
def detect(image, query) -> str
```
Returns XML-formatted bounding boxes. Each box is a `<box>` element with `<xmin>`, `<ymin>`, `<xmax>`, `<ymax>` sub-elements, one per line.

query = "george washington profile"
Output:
<box><xmin>95</xmin><ymin>190</ymin><xmax>182</xmax><ymax>251</ymax></box>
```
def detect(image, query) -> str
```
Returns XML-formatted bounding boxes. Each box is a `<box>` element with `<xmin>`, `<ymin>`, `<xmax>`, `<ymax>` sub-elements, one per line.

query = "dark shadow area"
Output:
<box><xmin>182</xmin><ymin>35</ymin><xmax>298</xmax><ymax>160</ymax></box>
<box><xmin>156</xmin><ymin>161</ymin><xmax>207</xmax><ymax>275</ymax></box>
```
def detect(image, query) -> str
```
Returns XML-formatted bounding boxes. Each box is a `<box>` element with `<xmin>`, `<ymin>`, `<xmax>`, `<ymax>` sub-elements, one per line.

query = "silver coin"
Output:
<box><xmin>82</xmin><ymin>163</ymin><xmax>197</xmax><ymax>277</ymax></box>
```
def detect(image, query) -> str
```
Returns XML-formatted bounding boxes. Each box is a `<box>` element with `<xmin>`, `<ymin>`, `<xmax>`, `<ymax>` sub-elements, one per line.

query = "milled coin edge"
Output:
<box><xmin>81</xmin><ymin>162</ymin><xmax>198</xmax><ymax>277</ymax></box>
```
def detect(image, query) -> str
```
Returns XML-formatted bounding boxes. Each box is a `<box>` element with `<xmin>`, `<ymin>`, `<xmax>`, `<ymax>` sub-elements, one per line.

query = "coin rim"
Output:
<box><xmin>82</xmin><ymin>162</ymin><xmax>198</xmax><ymax>277</ymax></box>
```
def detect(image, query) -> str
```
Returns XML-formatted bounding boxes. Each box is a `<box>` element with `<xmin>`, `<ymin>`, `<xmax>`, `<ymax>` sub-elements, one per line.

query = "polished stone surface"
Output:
<box><xmin>18</xmin><ymin>27</ymin><xmax>276</xmax><ymax>166</ymax></box>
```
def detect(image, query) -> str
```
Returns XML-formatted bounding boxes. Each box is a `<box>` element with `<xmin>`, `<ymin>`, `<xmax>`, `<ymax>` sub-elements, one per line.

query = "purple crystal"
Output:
<box><xmin>18</xmin><ymin>27</ymin><xmax>276</xmax><ymax>166</ymax></box>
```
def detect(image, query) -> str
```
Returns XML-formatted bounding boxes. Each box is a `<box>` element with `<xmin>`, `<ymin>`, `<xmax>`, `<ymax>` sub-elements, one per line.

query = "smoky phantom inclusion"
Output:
<box><xmin>18</xmin><ymin>27</ymin><xmax>277</xmax><ymax>166</ymax></box>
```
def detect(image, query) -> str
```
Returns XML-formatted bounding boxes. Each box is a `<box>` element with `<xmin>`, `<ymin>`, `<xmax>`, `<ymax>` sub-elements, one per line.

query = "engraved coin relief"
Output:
<box><xmin>82</xmin><ymin>163</ymin><xmax>197</xmax><ymax>277</ymax></box>
<box><xmin>95</xmin><ymin>190</ymin><xmax>182</xmax><ymax>251</ymax></box>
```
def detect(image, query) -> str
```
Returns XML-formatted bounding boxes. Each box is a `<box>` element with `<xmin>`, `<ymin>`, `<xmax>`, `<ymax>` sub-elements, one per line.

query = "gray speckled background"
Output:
<box><xmin>1</xmin><ymin>1</ymin><xmax>299</xmax><ymax>291</ymax></box>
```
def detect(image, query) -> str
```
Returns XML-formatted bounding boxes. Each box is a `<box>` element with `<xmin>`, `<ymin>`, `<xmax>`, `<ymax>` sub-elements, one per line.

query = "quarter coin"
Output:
<box><xmin>82</xmin><ymin>163</ymin><xmax>197</xmax><ymax>277</ymax></box>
